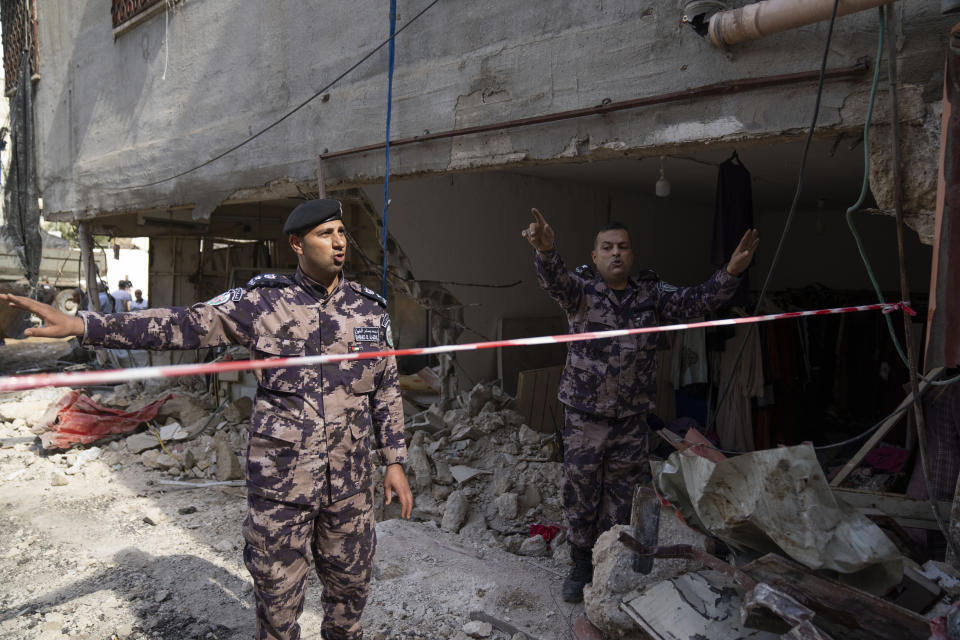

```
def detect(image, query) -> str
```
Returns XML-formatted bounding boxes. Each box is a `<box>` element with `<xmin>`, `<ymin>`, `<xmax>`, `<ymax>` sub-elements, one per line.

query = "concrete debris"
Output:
<box><xmin>409</xmin><ymin>404</ymin><xmax>446</xmax><ymax>435</ymax></box>
<box><xmin>441</xmin><ymin>490</ymin><xmax>470</xmax><ymax>533</ymax></box>
<box><xmin>157</xmin><ymin>422</ymin><xmax>188</xmax><ymax>441</ymax></box>
<box><xmin>407</xmin><ymin>442</ymin><xmax>434</xmax><ymax>494</ymax></box>
<box><xmin>620</xmin><ymin>570</ymin><xmax>777</xmax><ymax>640</ymax></box>
<box><xmin>450</xmin><ymin>465</ymin><xmax>487</xmax><ymax>484</ymax></box>
<box><xmin>517</xmin><ymin>425</ymin><xmax>541</xmax><ymax>446</ymax></box>
<box><xmin>584</xmin><ymin>513</ymin><xmax>706</xmax><ymax>638</ymax></box>
<box><xmin>220</xmin><ymin>396</ymin><xmax>252</xmax><ymax>424</ymax></box>
<box><xmin>462</xmin><ymin>620</ymin><xmax>493</xmax><ymax>638</ymax></box>
<box><xmin>2</xmin><ymin>378</ymin><xmax>578</xmax><ymax>638</ymax></box>
<box><xmin>467</xmin><ymin>384</ymin><xmax>494</xmax><ymax>417</ymax></box>
<box><xmin>518</xmin><ymin>535</ymin><xmax>549</xmax><ymax>558</ymax></box>
<box><xmin>495</xmin><ymin>492</ymin><xmax>519</xmax><ymax>520</ymax></box>
<box><xmin>155</xmin><ymin>394</ymin><xmax>213</xmax><ymax>432</ymax></box>
<box><xmin>214</xmin><ymin>431</ymin><xmax>243</xmax><ymax>481</ymax></box>
<box><xmin>125</xmin><ymin>431</ymin><xmax>160</xmax><ymax>454</ymax></box>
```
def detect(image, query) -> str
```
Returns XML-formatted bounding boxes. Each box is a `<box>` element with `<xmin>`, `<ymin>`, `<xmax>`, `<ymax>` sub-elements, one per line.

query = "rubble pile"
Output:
<box><xmin>8</xmin><ymin>376</ymin><xmax>957</xmax><ymax>640</ymax></box>
<box><xmin>0</xmin><ymin>379</ymin><xmax>577</xmax><ymax>640</ymax></box>
<box><xmin>378</xmin><ymin>383</ymin><xmax>571</xmax><ymax>564</ymax></box>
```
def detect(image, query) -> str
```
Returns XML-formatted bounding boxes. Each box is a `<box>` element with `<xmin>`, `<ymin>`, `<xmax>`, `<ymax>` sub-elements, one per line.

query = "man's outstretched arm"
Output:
<box><xmin>657</xmin><ymin>229</ymin><xmax>760</xmax><ymax>321</ymax></box>
<box><xmin>0</xmin><ymin>291</ymin><xmax>254</xmax><ymax>351</ymax></box>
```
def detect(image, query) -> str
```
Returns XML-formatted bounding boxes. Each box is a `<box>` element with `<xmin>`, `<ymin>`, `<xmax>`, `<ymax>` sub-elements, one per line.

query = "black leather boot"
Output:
<box><xmin>562</xmin><ymin>545</ymin><xmax>593</xmax><ymax>603</ymax></box>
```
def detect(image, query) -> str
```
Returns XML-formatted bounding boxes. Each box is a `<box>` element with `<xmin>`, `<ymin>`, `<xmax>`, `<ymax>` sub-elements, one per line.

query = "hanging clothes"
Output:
<box><xmin>712</xmin><ymin>324</ymin><xmax>765</xmax><ymax>452</ymax></box>
<box><xmin>671</xmin><ymin>323</ymin><xmax>709</xmax><ymax>388</ymax></box>
<box><xmin>711</xmin><ymin>153</ymin><xmax>754</xmax><ymax>307</ymax></box>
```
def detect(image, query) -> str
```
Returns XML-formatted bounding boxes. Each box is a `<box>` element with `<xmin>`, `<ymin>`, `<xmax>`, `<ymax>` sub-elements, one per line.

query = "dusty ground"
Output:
<box><xmin>0</xmin><ymin>341</ymin><xmax>583</xmax><ymax>640</ymax></box>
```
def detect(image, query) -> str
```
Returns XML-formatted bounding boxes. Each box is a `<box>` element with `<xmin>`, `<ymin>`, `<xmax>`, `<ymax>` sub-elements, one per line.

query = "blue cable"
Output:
<box><xmin>382</xmin><ymin>0</ymin><xmax>397</xmax><ymax>299</ymax></box>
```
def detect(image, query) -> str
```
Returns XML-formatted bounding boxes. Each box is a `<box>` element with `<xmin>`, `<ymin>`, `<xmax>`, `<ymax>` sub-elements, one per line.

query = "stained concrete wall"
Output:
<box><xmin>367</xmin><ymin>170</ymin><xmax>932</xmax><ymax>384</ymax></box>
<box><xmin>31</xmin><ymin>1</ymin><xmax>954</xmax><ymax>220</ymax></box>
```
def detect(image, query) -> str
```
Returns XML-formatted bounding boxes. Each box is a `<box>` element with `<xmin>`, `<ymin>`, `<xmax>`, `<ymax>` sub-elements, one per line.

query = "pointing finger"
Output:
<box><xmin>531</xmin><ymin>208</ymin><xmax>547</xmax><ymax>226</ymax></box>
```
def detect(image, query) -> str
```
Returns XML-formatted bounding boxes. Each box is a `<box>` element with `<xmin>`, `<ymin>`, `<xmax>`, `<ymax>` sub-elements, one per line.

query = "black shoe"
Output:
<box><xmin>562</xmin><ymin>545</ymin><xmax>593</xmax><ymax>603</ymax></box>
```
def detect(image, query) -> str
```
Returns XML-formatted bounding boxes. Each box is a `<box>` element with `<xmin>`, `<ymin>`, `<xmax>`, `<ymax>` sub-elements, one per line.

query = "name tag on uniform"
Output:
<box><xmin>354</xmin><ymin>327</ymin><xmax>379</xmax><ymax>342</ymax></box>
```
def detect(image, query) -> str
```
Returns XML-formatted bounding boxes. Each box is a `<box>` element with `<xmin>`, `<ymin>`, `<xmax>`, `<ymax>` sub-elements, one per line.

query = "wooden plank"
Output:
<box><xmin>515</xmin><ymin>370</ymin><xmax>536</xmax><ymax>428</ymax></box>
<box><xmin>742</xmin><ymin>554</ymin><xmax>929</xmax><ymax>640</ymax></box>
<box><xmin>830</xmin><ymin>367</ymin><xmax>944</xmax><ymax>487</ymax></box>
<box><xmin>833</xmin><ymin>488</ymin><xmax>951</xmax><ymax>530</ymax></box>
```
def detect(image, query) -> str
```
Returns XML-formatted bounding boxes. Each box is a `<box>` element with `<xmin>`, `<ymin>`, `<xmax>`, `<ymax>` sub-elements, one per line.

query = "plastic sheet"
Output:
<box><xmin>656</xmin><ymin>444</ymin><xmax>903</xmax><ymax>594</ymax></box>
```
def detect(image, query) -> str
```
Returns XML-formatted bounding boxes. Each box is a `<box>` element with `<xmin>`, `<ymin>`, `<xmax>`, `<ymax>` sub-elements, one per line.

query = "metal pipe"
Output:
<box><xmin>320</xmin><ymin>62</ymin><xmax>867</xmax><ymax>161</ymax></box>
<box><xmin>78</xmin><ymin>222</ymin><xmax>99</xmax><ymax>312</ymax></box>
<box><xmin>709</xmin><ymin>0</ymin><xmax>895</xmax><ymax>48</ymax></box>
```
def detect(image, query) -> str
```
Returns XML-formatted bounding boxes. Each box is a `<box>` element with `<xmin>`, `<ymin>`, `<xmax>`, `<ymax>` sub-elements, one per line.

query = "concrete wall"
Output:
<box><xmin>31</xmin><ymin>1</ymin><xmax>954</xmax><ymax>220</ymax></box>
<box><xmin>366</xmin><ymin>170</ymin><xmax>932</xmax><ymax>384</ymax></box>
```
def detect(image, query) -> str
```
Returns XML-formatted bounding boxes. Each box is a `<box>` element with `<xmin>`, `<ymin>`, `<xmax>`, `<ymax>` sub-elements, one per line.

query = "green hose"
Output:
<box><xmin>845</xmin><ymin>9</ymin><xmax>959</xmax><ymax>387</ymax></box>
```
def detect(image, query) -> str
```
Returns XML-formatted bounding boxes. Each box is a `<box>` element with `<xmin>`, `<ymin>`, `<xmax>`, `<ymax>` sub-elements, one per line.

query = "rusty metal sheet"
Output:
<box><xmin>925</xmin><ymin>22</ymin><xmax>960</xmax><ymax>370</ymax></box>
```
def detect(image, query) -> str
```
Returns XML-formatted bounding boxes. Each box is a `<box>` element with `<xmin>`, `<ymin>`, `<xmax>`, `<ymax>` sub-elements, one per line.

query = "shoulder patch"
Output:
<box><xmin>658</xmin><ymin>281</ymin><xmax>679</xmax><ymax>293</ymax></box>
<box><xmin>205</xmin><ymin>288</ymin><xmax>243</xmax><ymax>306</ymax></box>
<box><xmin>358</xmin><ymin>284</ymin><xmax>387</xmax><ymax>308</ymax></box>
<box><xmin>246</xmin><ymin>273</ymin><xmax>293</xmax><ymax>289</ymax></box>
<box><xmin>381</xmin><ymin>314</ymin><xmax>394</xmax><ymax>348</ymax></box>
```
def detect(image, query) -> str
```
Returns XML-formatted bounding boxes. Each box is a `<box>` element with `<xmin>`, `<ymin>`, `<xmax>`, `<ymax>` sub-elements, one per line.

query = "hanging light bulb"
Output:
<box><xmin>655</xmin><ymin>156</ymin><xmax>671</xmax><ymax>198</ymax></box>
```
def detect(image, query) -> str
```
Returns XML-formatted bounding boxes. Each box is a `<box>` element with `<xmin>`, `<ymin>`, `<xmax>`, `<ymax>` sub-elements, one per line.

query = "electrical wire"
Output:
<box><xmin>711</xmin><ymin>0</ymin><xmax>842</xmax><ymax>428</ymax></box>
<box><xmin>125</xmin><ymin>0</ymin><xmax>443</xmax><ymax>190</ymax></box>
<box><xmin>844</xmin><ymin>9</ymin><xmax>960</xmax><ymax>389</ymax></box>
<box><xmin>382</xmin><ymin>0</ymin><xmax>398</xmax><ymax>299</ymax></box>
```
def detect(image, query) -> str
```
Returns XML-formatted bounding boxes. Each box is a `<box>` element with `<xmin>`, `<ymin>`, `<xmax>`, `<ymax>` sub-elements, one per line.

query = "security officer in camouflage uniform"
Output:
<box><xmin>2</xmin><ymin>199</ymin><xmax>414</xmax><ymax>640</ymax></box>
<box><xmin>522</xmin><ymin>208</ymin><xmax>758</xmax><ymax>602</ymax></box>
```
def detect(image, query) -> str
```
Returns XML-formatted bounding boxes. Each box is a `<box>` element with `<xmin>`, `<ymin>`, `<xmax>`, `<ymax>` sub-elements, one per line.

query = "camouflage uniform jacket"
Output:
<box><xmin>78</xmin><ymin>268</ymin><xmax>406</xmax><ymax>506</ymax></box>
<box><xmin>535</xmin><ymin>250</ymin><xmax>741</xmax><ymax>419</ymax></box>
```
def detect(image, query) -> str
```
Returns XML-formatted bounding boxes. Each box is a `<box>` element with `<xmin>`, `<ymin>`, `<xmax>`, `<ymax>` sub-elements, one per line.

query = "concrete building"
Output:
<box><xmin>2</xmin><ymin>0</ymin><xmax>956</xmax><ymax>389</ymax></box>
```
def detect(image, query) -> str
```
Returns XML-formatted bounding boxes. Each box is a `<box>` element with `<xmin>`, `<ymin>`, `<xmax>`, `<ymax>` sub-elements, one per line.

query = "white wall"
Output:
<box><xmin>105</xmin><ymin>238</ymin><xmax>150</xmax><ymax>298</ymax></box>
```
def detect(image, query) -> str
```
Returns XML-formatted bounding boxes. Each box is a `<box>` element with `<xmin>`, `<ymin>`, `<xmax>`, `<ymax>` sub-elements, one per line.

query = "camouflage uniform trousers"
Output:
<box><xmin>242</xmin><ymin>486</ymin><xmax>375</xmax><ymax>640</ymax></box>
<box><xmin>562</xmin><ymin>406</ymin><xmax>649</xmax><ymax>550</ymax></box>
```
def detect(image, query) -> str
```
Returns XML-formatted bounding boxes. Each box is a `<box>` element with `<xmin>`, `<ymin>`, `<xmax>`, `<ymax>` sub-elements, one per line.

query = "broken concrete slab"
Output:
<box><xmin>462</xmin><ymin>620</ymin><xmax>493</xmax><ymax>638</ymax></box>
<box><xmin>620</xmin><ymin>570</ymin><xmax>779</xmax><ymax>640</ymax></box>
<box><xmin>157</xmin><ymin>422</ymin><xmax>188</xmax><ymax>441</ymax></box>
<box><xmin>126</xmin><ymin>432</ymin><xmax>160</xmax><ymax>454</ymax></box>
<box><xmin>213</xmin><ymin>432</ymin><xmax>242</xmax><ymax>481</ymax></box>
<box><xmin>157</xmin><ymin>395</ymin><xmax>211</xmax><ymax>429</ymax></box>
<box><xmin>450</xmin><ymin>465</ymin><xmax>489</xmax><ymax>485</ymax></box>
<box><xmin>585</xmin><ymin>517</ymin><xmax>706</xmax><ymax>638</ymax></box>
<box><xmin>518</xmin><ymin>535</ymin><xmax>549</xmax><ymax>558</ymax></box>
<box><xmin>467</xmin><ymin>384</ymin><xmax>494</xmax><ymax>417</ymax></box>
<box><xmin>517</xmin><ymin>425</ymin><xmax>541</xmax><ymax>446</ymax></box>
<box><xmin>409</xmin><ymin>405</ymin><xmax>446</xmax><ymax>435</ymax></box>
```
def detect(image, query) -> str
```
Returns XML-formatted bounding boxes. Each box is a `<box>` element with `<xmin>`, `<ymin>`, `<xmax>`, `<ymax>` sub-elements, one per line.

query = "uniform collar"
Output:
<box><xmin>595</xmin><ymin>276</ymin><xmax>637</xmax><ymax>306</ymax></box>
<box><xmin>295</xmin><ymin>267</ymin><xmax>344</xmax><ymax>301</ymax></box>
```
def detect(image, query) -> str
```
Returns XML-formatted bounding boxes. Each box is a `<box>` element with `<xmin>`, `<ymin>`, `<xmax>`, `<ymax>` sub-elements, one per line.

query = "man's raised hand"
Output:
<box><xmin>725</xmin><ymin>229</ymin><xmax>760</xmax><ymax>276</ymax></box>
<box><xmin>521</xmin><ymin>208</ymin><xmax>556</xmax><ymax>253</ymax></box>
<box><xmin>0</xmin><ymin>294</ymin><xmax>85</xmax><ymax>338</ymax></box>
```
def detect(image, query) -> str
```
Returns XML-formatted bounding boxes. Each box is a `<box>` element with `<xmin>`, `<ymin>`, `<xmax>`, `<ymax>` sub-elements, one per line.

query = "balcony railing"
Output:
<box><xmin>0</xmin><ymin>0</ymin><xmax>38</xmax><ymax>95</ymax></box>
<box><xmin>111</xmin><ymin>0</ymin><xmax>164</xmax><ymax>29</ymax></box>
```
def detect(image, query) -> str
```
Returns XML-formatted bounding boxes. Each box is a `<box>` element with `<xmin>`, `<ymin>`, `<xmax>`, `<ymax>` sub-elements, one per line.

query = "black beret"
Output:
<box><xmin>283</xmin><ymin>199</ymin><xmax>343</xmax><ymax>235</ymax></box>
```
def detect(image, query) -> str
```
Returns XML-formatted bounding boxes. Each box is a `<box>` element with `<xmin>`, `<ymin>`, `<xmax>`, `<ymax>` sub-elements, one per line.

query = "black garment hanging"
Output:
<box><xmin>711</xmin><ymin>152</ymin><xmax>754</xmax><ymax>306</ymax></box>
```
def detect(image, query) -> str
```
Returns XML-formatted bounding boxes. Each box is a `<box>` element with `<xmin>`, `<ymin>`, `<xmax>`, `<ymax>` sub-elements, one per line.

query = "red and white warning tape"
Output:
<box><xmin>0</xmin><ymin>301</ymin><xmax>914</xmax><ymax>393</ymax></box>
